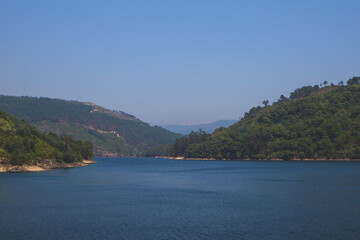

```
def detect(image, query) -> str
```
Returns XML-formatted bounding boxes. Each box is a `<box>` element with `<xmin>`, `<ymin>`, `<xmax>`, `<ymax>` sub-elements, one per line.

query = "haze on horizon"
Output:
<box><xmin>1</xmin><ymin>0</ymin><xmax>359</xmax><ymax>125</ymax></box>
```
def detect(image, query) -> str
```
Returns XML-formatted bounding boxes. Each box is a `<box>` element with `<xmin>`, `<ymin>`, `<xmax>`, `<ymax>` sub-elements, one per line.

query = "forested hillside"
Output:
<box><xmin>0</xmin><ymin>96</ymin><xmax>181</xmax><ymax>156</ymax></box>
<box><xmin>171</xmin><ymin>77</ymin><xmax>360</xmax><ymax>160</ymax></box>
<box><xmin>0</xmin><ymin>110</ymin><xmax>93</xmax><ymax>166</ymax></box>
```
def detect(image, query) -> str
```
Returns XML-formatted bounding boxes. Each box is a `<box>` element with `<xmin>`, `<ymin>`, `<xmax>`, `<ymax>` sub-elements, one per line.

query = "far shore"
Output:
<box><xmin>156</xmin><ymin>156</ymin><xmax>360</xmax><ymax>161</ymax></box>
<box><xmin>0</xmin><ymin>159</ymin><xmax>97</xmax><ymax>173</ymax></box>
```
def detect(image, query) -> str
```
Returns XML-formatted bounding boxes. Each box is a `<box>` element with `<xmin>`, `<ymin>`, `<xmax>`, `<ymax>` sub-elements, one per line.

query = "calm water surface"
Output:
<box><xmin>1</xmin><ymin>158</ymin><xmax>360</xmax><ymax>240</ymax></box>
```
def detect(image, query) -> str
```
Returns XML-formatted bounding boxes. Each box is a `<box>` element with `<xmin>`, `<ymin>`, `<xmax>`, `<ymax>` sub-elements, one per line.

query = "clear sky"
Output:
<box><xmin>1</xmin><ymin>0</ymin><xmax>359</xmax><ymax>125</ymax></box>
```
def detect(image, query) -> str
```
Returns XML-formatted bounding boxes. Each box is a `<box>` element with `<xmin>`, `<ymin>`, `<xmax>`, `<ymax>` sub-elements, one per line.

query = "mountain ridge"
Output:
<box><xmin>0</xmin><ymin>95</ymin><xmax>181</xmax><ymax>156</ymax></box>
<box><xmin>161</xmin><ymin>120</ymin><xmax>238</xmax><ymax>135</ymax></box>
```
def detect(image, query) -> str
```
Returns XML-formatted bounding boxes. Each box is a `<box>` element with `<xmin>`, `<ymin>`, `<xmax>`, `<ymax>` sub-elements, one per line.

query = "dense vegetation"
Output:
<box><xmin>0</xmin><ymin>96</ymin><xmax>181</xmax><ymax>156</ymax></box>
<box><xmin>171</xmin><ymin>77</ymin><xmax>360</xmax><ymax>160</ymax></box>
<box><xmin>0</xmin><ymin>110</ymin><xmax>93</xmax><ymax>166</ymax></box>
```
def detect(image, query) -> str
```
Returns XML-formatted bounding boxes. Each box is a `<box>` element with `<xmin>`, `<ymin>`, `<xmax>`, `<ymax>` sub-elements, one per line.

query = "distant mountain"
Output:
<box><xmin>171</xmin><ymin>77</ymin><xmax>360</xmax><ymax>160</ymax></box>
<box><xmin>161</xmin><ymin>120</ymin><xmax>238</xmax><ymax>135</ymax></box>
<box><xmin>0</xmin><ymin>95</ymin><xmax>181</xmax><ymax>156</ymax></box>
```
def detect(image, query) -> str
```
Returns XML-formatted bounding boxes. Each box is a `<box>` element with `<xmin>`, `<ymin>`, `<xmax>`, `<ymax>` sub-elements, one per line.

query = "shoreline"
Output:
<box><xmin>0</xmin><ymin>159</ymin><xmax>97</xmax><ymax>173</ymax></box>
<box><xmin>157</xmin><ymin>156</ymin><xmax>360</xmax><ymax>161</ymax></box>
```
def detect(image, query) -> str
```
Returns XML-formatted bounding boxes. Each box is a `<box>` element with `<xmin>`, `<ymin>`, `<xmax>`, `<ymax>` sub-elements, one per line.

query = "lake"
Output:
<box><xmin>1</xmin><ymin>157</ymin><xmax>360</xmax><ymax>240</ymax></box>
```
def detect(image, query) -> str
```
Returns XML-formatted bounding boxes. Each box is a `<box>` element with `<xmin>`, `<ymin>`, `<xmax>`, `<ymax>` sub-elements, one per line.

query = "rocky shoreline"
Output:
<box><xmin>157</xmin><ymin>156</ymin><xmax>359</xmax><ymax>161</ymax></box>
<box><xmin>0</xmin><ymin>159</ymin><xmax>97</xmax><ymax>173</ymax></box>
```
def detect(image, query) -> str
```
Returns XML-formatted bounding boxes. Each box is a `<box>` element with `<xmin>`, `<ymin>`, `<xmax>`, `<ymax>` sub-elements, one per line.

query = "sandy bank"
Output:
<box><xmin>0</xmin><ymin>159</ymin><xmax>96</xmax><ymax>173</ymax></box>
<box><xmin>83</xmin><ymin>160</ymin><xmax>97</xmax><ymax>164</ymax></box>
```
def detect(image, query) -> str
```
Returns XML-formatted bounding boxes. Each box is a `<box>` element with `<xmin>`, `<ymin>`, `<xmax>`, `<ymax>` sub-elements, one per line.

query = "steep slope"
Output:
<box><xmin>0</xmin><ymin>110</ymin><xmax>93</xmax><ymax>171</ymax></box>
<box><xmin>0</xmin><ymin>96</ymin><xmax>181</xmax><ymax>156</ymax></box>
<box><xmin>161</xmin><ymin>120</ymin><xmax>238</xmax><ymax>135</ymax></box>
<box><xmin>172</xmin><ymin>78</ymin><xmax>360</xmax><ymax>160</ymax></box>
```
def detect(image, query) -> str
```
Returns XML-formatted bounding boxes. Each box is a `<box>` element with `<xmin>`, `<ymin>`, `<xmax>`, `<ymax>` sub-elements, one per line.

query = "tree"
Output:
<box><xmin>262</xmin><ymin>100</ymin><xmax>269</xmax><ymax>107</ymax></box>
<box><xmin>339</xmin><ymin>81</ymin><xmax>344</xmax><ymax>86</ymax></box>
<box><xmin>323</xmin><ymin>81</ymin><xmax>328</xmax><ymax>86</ymax></box>
<box><xmin>279</xmin><ymin>95</ymin><xmax>288</xmax><ymax>102</ymax></box>
<box><xmin>347</xmin><ymin>77</ymin><xmax>360</xmax><ymax>85</ymax></box>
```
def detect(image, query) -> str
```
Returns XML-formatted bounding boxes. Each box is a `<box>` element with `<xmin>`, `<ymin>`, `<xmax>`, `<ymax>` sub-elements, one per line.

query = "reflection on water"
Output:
<box><xmin>1</xmin><ymin>158</ymin><xmax>360</xmax><ymax>240</ymax></box>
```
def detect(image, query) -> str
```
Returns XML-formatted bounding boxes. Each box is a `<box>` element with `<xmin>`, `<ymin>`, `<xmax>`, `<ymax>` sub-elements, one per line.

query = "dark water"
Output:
<box><xmin>1</xmin><ymin>158</ymin><xmax>360</xmax><ymax>240</ymax></box>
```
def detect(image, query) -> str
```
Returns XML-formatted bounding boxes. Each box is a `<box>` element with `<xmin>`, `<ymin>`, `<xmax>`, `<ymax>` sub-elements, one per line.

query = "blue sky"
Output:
<box><xmin>1</xmin><ymin>0</ymin><xmax>359</xmax><ymax>125</ymax></box>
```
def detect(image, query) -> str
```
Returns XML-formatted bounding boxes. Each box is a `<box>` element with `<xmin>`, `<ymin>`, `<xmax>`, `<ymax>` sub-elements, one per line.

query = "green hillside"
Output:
<box><xmin>0</xmin><ymin>110</ymin><xmax>93</xmax><ymax>166</ymax></box>
<box><xmin>172</xmin><ymin>77</ymin><xmax>360</xmax><ymax>160</ymax></box>
<box><xmin>0</xmin><ymin>96</ymin><xmax>181</xmax><ymax>156</ymax></box>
